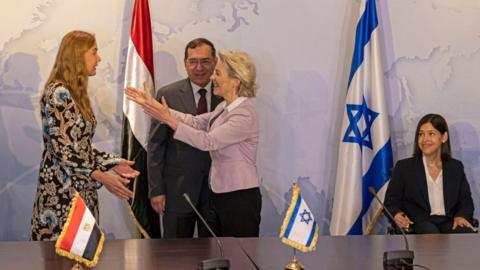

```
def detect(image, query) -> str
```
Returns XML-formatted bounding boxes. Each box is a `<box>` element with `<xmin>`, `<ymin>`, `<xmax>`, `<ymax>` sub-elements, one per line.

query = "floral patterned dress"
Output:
<box><xmin>30</xmin><ymin>82</ymin><xmax>120</xmax><ymax>241</ymax></box>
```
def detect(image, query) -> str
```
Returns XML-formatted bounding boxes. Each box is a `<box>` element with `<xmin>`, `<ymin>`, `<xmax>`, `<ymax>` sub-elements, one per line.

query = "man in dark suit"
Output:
<box><xmin>147</xmin><ymin>38</ymin><xmax>222</xmax><ymax>238</ymax></box>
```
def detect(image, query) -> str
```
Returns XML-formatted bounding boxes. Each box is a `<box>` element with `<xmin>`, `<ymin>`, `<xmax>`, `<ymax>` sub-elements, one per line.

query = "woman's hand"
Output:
<box><xmin>394</xmin><ymin>212</ymin><xmax>413</xmax><ymax>229</ymax></box>
<box><xmin>92</xmin><ymin>170</ymin><xmax>134</xmax><ymax>200</ymax></box>
<box><xmin>453</xmin><ymin>216</ymin><xmax>475</xmax><ymax>231</ymax></box>
<box><xmin>124</xmin><ymin>81</ymin><xmax>153</xmax><ymax>106</ymax></box>
<box><xmin>113</xmin><ymin>159</ymin><xmax>140</xmax><ymax>179</ymax></box>
<box><xmin>124</xmin><ymin>83</ymin><xmax>179</xmax><ymax>130</ymax></box>
<box><xmin>143</xmin><ymin>96</ymin><xmax>179</xmax><ymax>130</ymax></box>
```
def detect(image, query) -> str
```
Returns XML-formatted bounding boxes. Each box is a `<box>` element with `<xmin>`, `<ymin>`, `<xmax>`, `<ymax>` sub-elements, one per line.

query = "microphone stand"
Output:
<box><xmin>368</xmin><ymin>187</ymin><xmax>414</xmax><ymax>269</ymax></box>
<box><xmin>183</xmin><ymin>193</ymin><xmax>230</xmax><ymax>270</ymax></box>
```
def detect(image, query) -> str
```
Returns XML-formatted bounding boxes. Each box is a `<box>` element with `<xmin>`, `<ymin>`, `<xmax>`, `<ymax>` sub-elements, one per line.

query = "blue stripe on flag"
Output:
<box><xmin>347</xmin><ymin>0</ymin><xmax>379</xmax><ymax>87</ymax></box>
<box><xmin>306</xmin><ymin>220</ymin><xmax>317</xmax><ymax>247</ymax></box>
<box><xmin>284</xmin><ymin>194</ymin><xmax>302</xmax><ymax>238</ymax></box>
<box><xmin>348</xmin><ymin>139</ymin><xmax>393</xmax><ymax>235</ymax></box>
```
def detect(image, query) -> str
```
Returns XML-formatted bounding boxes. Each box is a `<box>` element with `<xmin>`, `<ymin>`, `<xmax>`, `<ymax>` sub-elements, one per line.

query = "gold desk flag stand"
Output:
<box><xmin>285</xmin><ymin>248</ymin><xmax>304</xmax><ymax>270</ymax></box>
<box><xmin>280</xmin><ymin>183</ymin><xmax>318</xmax><ymax>270</ymax></box>
<box><xmin>71</xmin><ymin>262</ymin><xmax>85</xmax><ymax>270</ymax></box>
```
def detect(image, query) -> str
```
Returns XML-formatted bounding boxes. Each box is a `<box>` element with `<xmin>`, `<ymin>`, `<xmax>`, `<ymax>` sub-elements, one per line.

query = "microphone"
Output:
<box><xmin>368</xmin><ymin>187</ymin><xmax>414</xmax><ymax>269</ymax></box>
<box><xmin>183</xmin><ymin>193</ymin><xmax>230</xmax><ymax>270</ymax></box>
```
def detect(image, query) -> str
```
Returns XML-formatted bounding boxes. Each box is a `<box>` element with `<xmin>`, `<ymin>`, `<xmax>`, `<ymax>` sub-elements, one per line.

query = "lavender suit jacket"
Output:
<box><xmin>172</xmin><ymin>97</ymin><xmax>259</xmax><ymax>193</ymax></box>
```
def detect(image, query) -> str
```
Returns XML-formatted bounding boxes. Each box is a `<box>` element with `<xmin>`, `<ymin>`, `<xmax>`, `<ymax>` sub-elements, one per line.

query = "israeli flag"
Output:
<box><xmin>330</xmin><ymin>0</ymin><xmax>393</xmax><ymax>235</ymax></box>
<box><xmin>280</xmin><ymin>184</ymin><xmax>318</xmax><ymax>252</ymax></box>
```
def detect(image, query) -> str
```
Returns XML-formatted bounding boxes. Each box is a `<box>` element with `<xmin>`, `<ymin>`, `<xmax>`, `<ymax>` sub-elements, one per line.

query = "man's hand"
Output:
<box><xmin>151</xmin><ymin>195</ymin><xmax>166</xmax><ymax>214</ymax></box>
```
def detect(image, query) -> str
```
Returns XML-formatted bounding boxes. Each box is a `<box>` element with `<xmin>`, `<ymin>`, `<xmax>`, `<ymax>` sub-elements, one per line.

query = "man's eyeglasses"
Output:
<box><xmin>186</xmin><ymin>58</ymin><xmax>214</xmax><ymax>67</ymax></box>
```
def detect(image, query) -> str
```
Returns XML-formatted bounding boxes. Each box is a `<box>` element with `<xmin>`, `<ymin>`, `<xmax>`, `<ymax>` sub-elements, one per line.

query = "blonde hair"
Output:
<box><xmin>218</xmin><ymin>50</ymin><xmax>256</xmax><ymax>97</ymax></box>
<box><xmin>45</xmin><ymin>30</ymin><xmax>96</xmax><ymax>120</ymax></box>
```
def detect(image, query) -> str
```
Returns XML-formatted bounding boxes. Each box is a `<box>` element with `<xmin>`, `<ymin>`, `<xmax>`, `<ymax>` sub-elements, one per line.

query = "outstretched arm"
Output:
<box><xmin>124</xmin><ymin>83</ymin><xmax>179</xmax><ymax>129</ymax></box>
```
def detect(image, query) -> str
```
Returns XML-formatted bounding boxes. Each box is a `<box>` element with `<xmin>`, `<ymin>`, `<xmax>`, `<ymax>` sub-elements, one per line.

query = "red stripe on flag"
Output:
<box><xmin>59</xmin><ymin>196</ymin><xmax>86</xmax><ymax>251</ymax></box>
<box><xmin>130</xmin><ymin>0</ymin><xmax>154</xmax><ymax>80</ymax></box>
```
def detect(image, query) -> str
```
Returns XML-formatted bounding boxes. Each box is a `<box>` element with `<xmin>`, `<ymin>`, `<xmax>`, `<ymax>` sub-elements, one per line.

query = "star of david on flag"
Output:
<box><xmin>330</xmin><ymin>0</ymin><xmax>393</xmax><ymax>235</ymax></box>
<box><xmin>279</xmin><ymin>183</ymin><xmax>318</xmax><ymax>252</ymax></box>
<box><xmin>299</xmin><ymin>210</ymin><xmax>313</xmax><ymax>225</ymax></box>
<box><xmin>343</xmin><ymin>97</ymin><xmax>379</xmax><ymax>149</ymax></box>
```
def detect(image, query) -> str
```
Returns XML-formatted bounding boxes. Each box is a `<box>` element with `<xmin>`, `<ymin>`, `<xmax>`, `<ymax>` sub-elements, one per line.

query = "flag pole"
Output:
<box><xmin>365</xmin><ymin>206</ymin><xmax>384</xmax><ymax>235</ymax></box>
<box><xmin>284</xmin><ymin>248</ymin><xmax>304</xmax><ymax>270</ymax></box>
<box><xmin>123</xmin><ymin>200</ymin><xmax>151</xmax><ymax>238</ymax></box>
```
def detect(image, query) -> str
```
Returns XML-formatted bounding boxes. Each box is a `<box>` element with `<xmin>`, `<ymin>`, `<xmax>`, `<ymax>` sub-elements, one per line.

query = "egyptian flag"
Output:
<box><xmin>55</xmin><ymin>193</ymin><xmax>105</xmax><ymax>268</ymax></box>
<box><xmin>121</xmin><ymin>0</ymin><xmax>160</xmax><ymax>238</ymax></box>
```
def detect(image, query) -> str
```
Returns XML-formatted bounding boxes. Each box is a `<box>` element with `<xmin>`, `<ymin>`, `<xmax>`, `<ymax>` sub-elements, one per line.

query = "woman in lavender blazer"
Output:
<box><xmin>125</xmin><ymin>51</ymin><xmax>261</xmax><ymax>237</ymax></box>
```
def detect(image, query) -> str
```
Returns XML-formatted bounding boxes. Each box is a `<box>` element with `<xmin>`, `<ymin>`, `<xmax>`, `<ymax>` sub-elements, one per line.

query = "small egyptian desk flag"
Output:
<box><xmin>55</xmin><ymin>193</ymin><xmax>105</xmax><ymax>268</ymax></box>
<box><xmin>279</xmin><ymin>183</ymin><xmax>319</xmax><ymax>252</ymax></box>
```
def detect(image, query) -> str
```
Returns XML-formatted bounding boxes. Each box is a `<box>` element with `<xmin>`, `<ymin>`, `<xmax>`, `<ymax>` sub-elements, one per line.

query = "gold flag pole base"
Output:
<box><xmin>71</xmin><ymin>262</ymin><xmax>85</xmax><ymax>270</ymax></box>
<box><xmin>285</xmin><ymin>258</ymin><xmax>304</xmax><ymax>270</ymax></box>
<box><xmin>285</xmin><ymin>248</ymin><xmax>304</xmax><ymax>270</ymax></box>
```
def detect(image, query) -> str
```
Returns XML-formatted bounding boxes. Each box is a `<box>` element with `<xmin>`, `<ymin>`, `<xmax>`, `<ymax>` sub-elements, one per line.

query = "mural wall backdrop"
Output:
<box><xmin>1</xmin><ymin>0</ymin><xmax>479</xmax><ymax>240</ymax></box>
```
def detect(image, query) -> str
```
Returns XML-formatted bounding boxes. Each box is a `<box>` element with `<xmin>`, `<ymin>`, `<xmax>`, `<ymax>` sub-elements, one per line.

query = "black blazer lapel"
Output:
<box><xmin>415</xmin><ymin>158</ymin><xmax>430</xmax><ymax>212</ymax></box>
<box><xmin>442</xmin><ymin>160</ymin><xmax>454</xmax><ymax>215</ymax></box>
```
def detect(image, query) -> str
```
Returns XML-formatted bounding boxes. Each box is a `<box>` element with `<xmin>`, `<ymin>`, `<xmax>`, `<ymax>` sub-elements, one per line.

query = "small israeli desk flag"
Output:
<box><xmin>280</xmin><ymin>183</ymin><xmax>318</xmax><ymax>252</ymax></box>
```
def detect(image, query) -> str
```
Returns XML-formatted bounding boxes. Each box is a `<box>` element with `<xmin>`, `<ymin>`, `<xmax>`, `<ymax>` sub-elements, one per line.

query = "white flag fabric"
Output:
<box><xmin>280</xmin><ymin>183</ymin><xmax>318</xmax><ymax>252</ymax></box>
<box><xmin>55</xmin><ymin>193</ymin><xmax>105</xmax><ymax>268</ymax></box>
<box><xmin>330</xmin><ymin>0</ymin><xmax>393</xmax><ymax>235</ymax></box>
<box><xmin>120</xmin><ymin>0</ymin><xmax>159</xmax><ymax>238</ymax></box>
<box><xmin>123</xmin><ymin>0</ymin><xmax>155</xmax><ymax>146</ymax></box>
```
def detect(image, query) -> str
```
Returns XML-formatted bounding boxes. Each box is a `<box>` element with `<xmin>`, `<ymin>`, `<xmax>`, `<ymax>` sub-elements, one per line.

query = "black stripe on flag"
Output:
<box><xmin>121</xmin><ymin>115</ymin><xmax>160</xmax><ymax>238</ymax></box>
<box><xmin>82</xmin><ymin>224</ymin><xmax>102</xmax><ymax>261</ymax></box>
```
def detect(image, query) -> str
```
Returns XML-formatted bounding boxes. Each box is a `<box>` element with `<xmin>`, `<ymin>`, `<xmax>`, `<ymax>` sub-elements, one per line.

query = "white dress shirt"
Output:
<box><xmin>423</xmin><ymin>156</ymin><xmax>446</xmax><ymax>216</ymax></box>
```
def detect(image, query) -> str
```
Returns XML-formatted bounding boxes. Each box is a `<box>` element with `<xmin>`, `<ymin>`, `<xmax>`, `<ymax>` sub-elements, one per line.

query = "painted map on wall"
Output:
<box><xmin>0</xmin><ymin>0</ymin><xmax>479</xmax><ymax>240</ymax></box>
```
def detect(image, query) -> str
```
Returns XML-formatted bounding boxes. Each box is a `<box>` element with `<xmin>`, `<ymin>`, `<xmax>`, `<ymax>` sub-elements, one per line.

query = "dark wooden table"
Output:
<box><xmin>0</xmin><ymin>237</ymin><xmax>256</xmax><ymax>269</ymax></box>
<box><xmin>239</xmin><ymin>235</ymin><xmax>480</xmax><ymax>270</ymax></box>
<box><xmin>3</xmin><ymin>235</ymin><xmax>480</xmax><ymax>269</ymax></box>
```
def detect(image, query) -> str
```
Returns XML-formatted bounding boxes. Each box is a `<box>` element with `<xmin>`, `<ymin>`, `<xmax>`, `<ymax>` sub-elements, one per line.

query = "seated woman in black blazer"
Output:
<box><xmin>385</xmin><ymin>113</ymin><xmax>475</xmax><ymax>234</ymax></box>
